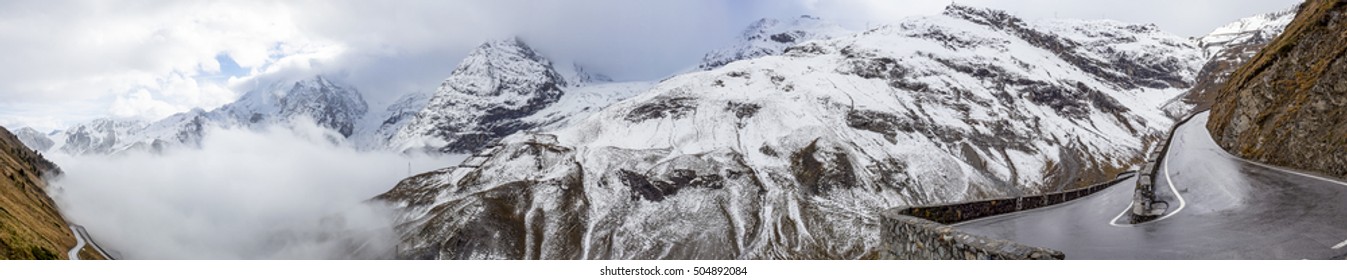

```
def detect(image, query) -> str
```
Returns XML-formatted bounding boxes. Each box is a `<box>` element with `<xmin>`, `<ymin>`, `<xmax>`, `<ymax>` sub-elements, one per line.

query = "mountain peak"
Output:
<box><xmin>394</xmin><ymin>37</ymin><xmax>569</xmax><ymax>153</ymax></box>
<box><xmin>12</xmin><ymin>127</ymin><xmax>55</xmax><ymax>152</ymax></box>
<box><xmin>447</xmin><ymin>37</ymin><xmax>566</xmax><ymax>91</ymax></box>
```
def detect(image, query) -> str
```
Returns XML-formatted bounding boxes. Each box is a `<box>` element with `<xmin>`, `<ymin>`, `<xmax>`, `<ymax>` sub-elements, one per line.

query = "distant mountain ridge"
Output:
<box><xmin>1163</xmin><ymin>5</ymin><xmax>1298</xmax><ymax>116</ymax></box>
<box><xmin>47</xmin><ymin>76</ymin><xmax>371</xmax><ymax>155</ymax></box>
<box><xmin>34</xmin><ymin>40</ymin><xmax>645</xmax><ymax>156</ymax></box>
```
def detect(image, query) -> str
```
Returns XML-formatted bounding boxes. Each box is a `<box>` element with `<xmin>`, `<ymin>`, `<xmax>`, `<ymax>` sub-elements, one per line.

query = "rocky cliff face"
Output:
<box><xmin>378</xmin><ymin>4</ymin><xmax>1201</xmax><ymax>260</ymax></box>
<box><xmin>1208</xmin><ymin>0</ymin><xmax>1347</xmax><ymax>179</ymax></box>
<box><xmin>0</xmin><ymin>126</ymin><xmax>80</xmax><ymax>259</ymax></box>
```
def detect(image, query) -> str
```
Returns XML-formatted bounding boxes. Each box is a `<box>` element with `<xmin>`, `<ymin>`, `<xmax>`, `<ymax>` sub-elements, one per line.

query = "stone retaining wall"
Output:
<box><xmin>879</xmin><ymin>173</ymin><xmax>1135</xmax><ymax>259</ymax></box>
<box><xmin>1130</xmin><ymin>112</ymin><xmax>1200</xmax><ymax>223</ymax></box>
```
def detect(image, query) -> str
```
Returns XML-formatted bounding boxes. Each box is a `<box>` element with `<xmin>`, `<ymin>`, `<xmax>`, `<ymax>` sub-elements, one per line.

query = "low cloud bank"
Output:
<box><xmin>47</xmin><ymin>122</ymin><xmax>462</xmax><ymax>259</ymax></box>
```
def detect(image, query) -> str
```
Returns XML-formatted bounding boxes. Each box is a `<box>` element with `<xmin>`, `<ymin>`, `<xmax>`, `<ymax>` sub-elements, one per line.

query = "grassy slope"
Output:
<box><xmin>0</xmin><ymin>126</ymin><xmax>86</xmax><ymax>260</ymax></box>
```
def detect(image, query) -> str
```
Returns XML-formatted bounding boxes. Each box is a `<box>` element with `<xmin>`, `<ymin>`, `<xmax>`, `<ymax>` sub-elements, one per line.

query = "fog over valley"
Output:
<box><xmin>46</xmin><ymin>119</ymin><xmax>462</xmax><ymax>259</ymax></box>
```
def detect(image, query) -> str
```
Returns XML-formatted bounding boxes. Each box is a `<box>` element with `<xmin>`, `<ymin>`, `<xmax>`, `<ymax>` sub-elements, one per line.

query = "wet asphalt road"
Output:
<box><xmin>955</xmin><ymin>112</ymin><xmax>1347</xmax><ymax>259</ymax></box>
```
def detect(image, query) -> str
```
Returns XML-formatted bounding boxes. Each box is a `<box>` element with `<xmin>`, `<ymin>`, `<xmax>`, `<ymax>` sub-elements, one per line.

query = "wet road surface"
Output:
<box><xmin>955</xmin><ymin>112</ymin><xmax>1347</xmax><ymax>259</ymax></box>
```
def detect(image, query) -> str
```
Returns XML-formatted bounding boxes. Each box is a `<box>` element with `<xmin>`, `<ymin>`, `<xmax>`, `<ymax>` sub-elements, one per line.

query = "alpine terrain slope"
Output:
<box><xmin>1208</xmin><ymin>0</ymin><xmax>1347</xmax><ymax>179</ymax></box>
<box><xmin>1162</xmin><ymin>6</ymin><xmax>1298</xmax><ymax>116</ymax></box>
<box><xmin>0</xmin><ymin>126</ymin><xmax>95</xmax><ymax>259</ymax></box>
<box><xmin>390</xmin><ymin>37</ymin><xmax>652</xmax><ymax>154</ymax></box>
<box><xmin>377</xmin><ymin>4</ymin><xmax>1204</xmax><ymax>260</ymax></box>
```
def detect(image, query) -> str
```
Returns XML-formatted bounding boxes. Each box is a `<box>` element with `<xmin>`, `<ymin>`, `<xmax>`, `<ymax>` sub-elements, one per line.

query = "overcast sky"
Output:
<box><xmin>0</xmin><ymin>0</ymin><xmax>1302</xmax><ymax>131</ymax></box>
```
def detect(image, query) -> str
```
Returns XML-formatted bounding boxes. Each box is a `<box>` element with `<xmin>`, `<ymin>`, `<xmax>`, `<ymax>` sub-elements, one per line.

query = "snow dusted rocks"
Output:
<box><xmin>378</xmin><ymin>5</ymin><xmax>1202</xmax><ymax>260</ymax></box>
<box><xmin>391</xmin><ymin>38</ymin><xmax>649</xmax><ymax>154</ymax></box>
<box><xmin>59</xmin><ymin>118</ymin><xmax>150</xmax><ymax>155</ymax></box>
<box><xmin>1196</xmin><ymin>7</ymin><xmax>1296</xmax><ymax>60</ymax></box>
<box><xmin>1163</xmin><ymin>6</ymin><xmax>1297</xmax><ymax>116</ymax></box>
<box><xmin>391</xmin><ymin>37</ymin><xmax>566</xmax><ymax>153</ymax></box>
<box><xmin>699</xmin><ymin>15</ymin><xmax>850</xmax><ymax>70</ymax></box>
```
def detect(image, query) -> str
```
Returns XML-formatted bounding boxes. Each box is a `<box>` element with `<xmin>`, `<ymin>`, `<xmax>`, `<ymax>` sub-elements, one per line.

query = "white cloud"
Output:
<box><xmin>108</xmin><ymin>89</ymin><xmax>179</xmax><ymax>119</ymax></box>
<box><xmin>47</xmin><ymin>119</ymin><xmax>464</xmax><ymax>259</ymax></box>
<box><xmin>0</xmin><ymin>0</ymin><xmax>1307</xmax><ymax>130</ymax></box>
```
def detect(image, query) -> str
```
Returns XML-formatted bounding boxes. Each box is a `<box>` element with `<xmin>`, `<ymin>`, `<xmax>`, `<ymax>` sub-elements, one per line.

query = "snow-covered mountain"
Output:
<box><xmin>12</xmin><ymin>127</ymin><xmax>55</xmax><ymax>152</ymax></box>
<box><xmin>1196</xmin><ymin>7</ymin><xmax>1296</xmax><ymax>59</ymax></box>
<box><xmin>59</xmin><ymin>118</ymin><xmax>150</xmax><ymax>155</ymax></box>
<box><xmin>351</xmin><ymin>91</ymin><xmax>433</xmax><ymax>150</ymax></box>
<box><xmin>49</xmin><ymin>38</ymin><xmax>644</xmax><ymax>156</ymax></box>
<box><xmin>698</xmin><ymin>15</ymin><xmax>850</xmax><ymax>70</ymax></box>
<box><xmin>378</xmin><ymin>4</ymin><xmax>1203</xmax><ymax>260</ymax></box>
<box><xmin>55</xmin><ymin>76</ymin><xmax>372</xmax><ymax>155</ymax></box>
<box><xmin>391</xmin><ymin>38</ymin><xmax>651</xmax><ymax>154</ymax></box>
<box><xmin>1163</xmin><ymin>6</ymin><xmax>1297</xmax><ymax>116</ymax></box>
<box><xmin>558</xmin><ymin>62</ymin><xmax>613</xmax><ymax>87</ymax></box>
<box><xmin>219</xmin><ymin>76</ymin><xmax>369</xmax><ymax>137</ymax></box>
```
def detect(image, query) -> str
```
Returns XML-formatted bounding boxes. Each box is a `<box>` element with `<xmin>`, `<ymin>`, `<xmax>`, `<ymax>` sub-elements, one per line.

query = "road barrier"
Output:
<box><xmin>1130</xmin><ymin>112</ymin><xmax>1200</xmax><ymax>223</ymax></box>
<box><xmin>879</xmin><ymin>173</ymin><xmax>1134</xmax><ymax>259</ymax></box>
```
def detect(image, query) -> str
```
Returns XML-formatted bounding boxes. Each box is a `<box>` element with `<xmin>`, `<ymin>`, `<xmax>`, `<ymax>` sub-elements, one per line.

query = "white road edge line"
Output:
<box><xmin>1148</xmin><ymin>152</ymin><xmax>1188</xmax><ymax>222</ymax></box>
<box><xmin>1108</xmin><ymin>201</ymin><xmax>1135</xmax><ymax>227</ymax></box>
<box><xmin>1235</xmin><ymin>157</ymin><xmax>1347</xmax><ymax>187</ymax></box>
<box><xmin>1333</xmin><ymin>239</ymin><xmax>1347</xmax><ymax>250</ymax></box>
<box><xmin>1110</xmin><ymin>123</ymin><xmax>1191</xmax><ymax>226</ymax></box>
<box><xmin>66</xmin><ymin>225</ymin><xmax>85</xmax><ymax>260</ymax></box>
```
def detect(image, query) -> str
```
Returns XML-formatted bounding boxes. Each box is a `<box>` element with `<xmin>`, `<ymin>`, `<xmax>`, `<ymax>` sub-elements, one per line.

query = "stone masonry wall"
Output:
<box><xmin>879</xmin><ymin>173</ymin><xmax>1134</xmax><ymax>259</ymax></box>
<box><xmin>1130</xmin><ymin>112</ymin><xmax>1199</xmax><ymax>223</ymax></box>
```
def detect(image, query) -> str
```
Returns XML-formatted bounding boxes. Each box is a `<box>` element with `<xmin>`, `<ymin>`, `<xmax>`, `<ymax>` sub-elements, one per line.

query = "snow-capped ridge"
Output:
<box><xmin>12</xmin><ymin>127</ymin><xmax>54</xmax><ymax>152</ymax></box>
<box><xmin>220</xmin><ymin>75</ymin><xmax>369</xmax><ymax>137</ymax></box>
<box><xmin>942</xmin><ymin>3</ymin><xmax>1198</xmax><ymax>90</ymax></box>
<box><xmin>698</xmin><ymin>15</ymin><xmax>850</xmax><ymax>70</ymax></box>
<box><xmin>1196</xmin><ymin>6</ymin><xmax>1297</xmax><ymax>59</ymax></box>
<box><xmin>55</xmin><ymin>75</ymin><xmax>375</xmax><ymax>155</ymax></box>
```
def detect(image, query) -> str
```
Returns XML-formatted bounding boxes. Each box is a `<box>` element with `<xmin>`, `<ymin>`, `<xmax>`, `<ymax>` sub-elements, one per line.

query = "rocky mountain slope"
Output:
<box><xmin>1208</xmin><ymin>0</ymin><xmax>1347</xmax><ymax>179</ymax></box>
<box><xmin>0</xmin><ymin>126</ymin><xmax>85</xmax><ymax>259</ymax></box>
<box><xmin>698</xmin><ymin>15</ymin><xmax>850</xmax><ymax>70</ymax></box>
<box><xmin>391</xmin><ymin>38</ymin><xmax>651</xmax><ymax>153</ymax></box>
<box><xmin>377</xmin><ymin>4</ymin><xmax>1203</xmax><ymax>260</ymax></box>
<box><xmin>1163</xmin><ymin>6</ymin><xmax>1297</xmax><ymax>116</ymax></box>
<box><xmin>13</xmin><ymin>127</ymin><xmax>55</xmax><ymax>153</ymax></box>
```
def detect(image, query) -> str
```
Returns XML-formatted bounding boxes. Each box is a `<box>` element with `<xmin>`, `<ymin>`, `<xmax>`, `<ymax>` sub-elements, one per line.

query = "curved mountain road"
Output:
<box><xmin>955</xmin><ymin>112</ymin><xmax>1347</xmax><ymax>259</ymax></box>
<box><xmin>66</xmin><ymin>225</ymin><xmax>86</xmax><ymax>260</ymax></box>
<box><xmin>65</xmin><ymin>224</ymin><xmax>113</xmax><ymax>260</ymax></box>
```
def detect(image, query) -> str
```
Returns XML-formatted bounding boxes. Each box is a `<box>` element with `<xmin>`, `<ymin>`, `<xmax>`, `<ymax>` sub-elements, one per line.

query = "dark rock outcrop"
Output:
<box><xmin>1208</xmin><ymin>0</ymin><xmax>1347</xmax><ymax>179</ymax></box>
